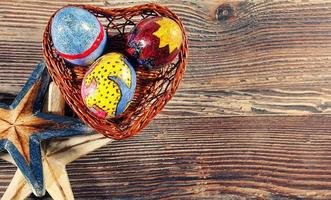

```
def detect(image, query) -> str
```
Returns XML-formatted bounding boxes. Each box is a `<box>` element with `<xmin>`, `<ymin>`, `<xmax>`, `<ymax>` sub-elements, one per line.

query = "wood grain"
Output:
<box><xmin>2</xmin><ymin>0</ymin><xmax>331</xmax><ymax>199</ymax></box>
<box><xmin>1</xmin><ymin>116</ymin><xmax>331</xmax><ymax>199</ymax></box>
<box><xmin>2</xmin><ymin>0</ymin><xmax>331</xmax><ymax>116</ymax></box>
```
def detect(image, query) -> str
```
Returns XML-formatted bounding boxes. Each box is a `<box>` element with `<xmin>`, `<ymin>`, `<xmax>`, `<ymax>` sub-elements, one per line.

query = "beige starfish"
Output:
<box><xmin>0</xmin><ymin>133</ymin><xmax>112</xmax><ymax>200</ymax></box>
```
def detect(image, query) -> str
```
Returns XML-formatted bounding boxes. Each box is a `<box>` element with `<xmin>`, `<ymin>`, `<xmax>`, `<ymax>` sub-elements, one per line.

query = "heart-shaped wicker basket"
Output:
<box><xmin>42</xmin><ymin>4</ymin><xmax>188</xmax><ymax>140</ymax></box>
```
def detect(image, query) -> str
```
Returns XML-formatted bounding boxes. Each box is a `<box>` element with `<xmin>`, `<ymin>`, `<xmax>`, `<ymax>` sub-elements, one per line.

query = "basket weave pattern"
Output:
<box><xmin>42</xmin><ymin>4</ymin><xmax>188</xmax><ymax>140</ymax></box>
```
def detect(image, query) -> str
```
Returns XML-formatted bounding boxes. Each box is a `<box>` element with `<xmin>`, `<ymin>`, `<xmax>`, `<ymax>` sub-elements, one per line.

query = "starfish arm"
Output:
<box><xmin>35</xmin><ymin>112</ymin><xmax>89</xmax><ymax>129</ymax></box>
<box><xmin>0</xmin><ymin>140</ymin><xmax>5</xmax><ymax>152</ymax></box>
<box><xmin>28</xmin><ymin>136</ymin><xmax>44</xmax><ymax>196</ymax></box>
<box><xmin>4</xmin><ymin>140</ymin><xmax>45</xmax><ymax>197</ymax></box>
<box><xmin>0</xmin><ymin>108</ymin><xmax>11</xmax><ymax>124</ymax></box>
<box><xmin>31</xmin><ymin>124</ymin><xmax>93</xmax><ymax>141</ymax></box>
<box><xmin>44</xmin><ymin>161</ymin><xmax>74</xmax><ymax>200</ymax></box>
<box><xmin>10</xmin><ymin>61</ymin><xmax>50</xmax><ymax>114</ymax></box>
<box><xmin>47</xmin><ymin>134</ymin><xmax>112</xmax><ymax>164</ymax></box>
<box><xmin>1</xmin><ymin>170</ymin><xmax>32</xmax><ymax>200</ymax></box>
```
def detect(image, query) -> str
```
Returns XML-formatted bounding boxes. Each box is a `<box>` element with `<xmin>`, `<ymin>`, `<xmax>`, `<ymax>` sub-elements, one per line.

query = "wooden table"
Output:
<box><xmin>1</xmin><ymin>0</ymin><xmax>331</xmax><ymax>199</ymax></box>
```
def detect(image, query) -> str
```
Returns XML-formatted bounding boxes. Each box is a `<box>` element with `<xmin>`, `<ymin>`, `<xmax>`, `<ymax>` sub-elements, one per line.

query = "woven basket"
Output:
<box><xmin>42</xmin><ymin>4</ymin><xmax>188</xmax><ymax>140</ymax></box>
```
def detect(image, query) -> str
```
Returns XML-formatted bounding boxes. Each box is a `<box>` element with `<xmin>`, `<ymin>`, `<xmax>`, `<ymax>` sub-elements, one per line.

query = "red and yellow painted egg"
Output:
<box><xmin>126</xmin><ymin>16</ymin><xmax>183</xmax><ymax>70</ymax></box>
<box><xmin>81</xmin><ymin>52</ymin><xmax>136</xmax><ymax>119</ymax></box>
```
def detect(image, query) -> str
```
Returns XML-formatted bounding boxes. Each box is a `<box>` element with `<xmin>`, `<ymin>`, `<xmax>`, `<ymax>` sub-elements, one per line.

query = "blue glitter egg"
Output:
<box><xmin>51</xmin><ymin>6</ymin><xmax>107</xmax><ymax>66</ymax></box>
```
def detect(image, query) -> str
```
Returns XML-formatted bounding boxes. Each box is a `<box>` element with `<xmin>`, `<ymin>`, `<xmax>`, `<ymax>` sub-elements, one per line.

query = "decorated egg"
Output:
<box><xmin>81</xmin><ymin>52</ymin><xmax>136</xmax><ymax>119</ymax></box>
<box><xmin>51</xmin><ymin>6</ymin><xmax>107</xmax><ymax>66</ymax></box>
<box><xmin>126</xmin><ymin>17</ymin><xmax>183</xmax><ymax>70</ymax></box>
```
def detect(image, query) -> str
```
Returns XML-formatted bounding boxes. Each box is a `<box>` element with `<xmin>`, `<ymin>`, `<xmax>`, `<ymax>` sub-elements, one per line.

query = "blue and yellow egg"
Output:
<box><xmin>51</xmin><ymin>6</ymin><xmax>107</xmax><ymax>66</ymax></box>
<box><xmin>81</xmin><ymin>52</ymin><xmax>136</xmax><ymax>119</ymax></box>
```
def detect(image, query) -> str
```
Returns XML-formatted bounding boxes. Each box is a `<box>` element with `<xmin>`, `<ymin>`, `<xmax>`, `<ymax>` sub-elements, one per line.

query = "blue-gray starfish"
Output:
<box><xmin>0</xmin><ymin>61</ymin><xmax>92</xmax><ymax>196</ymax></box>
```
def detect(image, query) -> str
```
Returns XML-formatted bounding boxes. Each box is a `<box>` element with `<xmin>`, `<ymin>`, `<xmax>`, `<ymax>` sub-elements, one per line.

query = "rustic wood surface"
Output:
<box><xmin>1</xmin><ymin>0</ymin><xmax>331</xmax><ymax>199</ymax></box>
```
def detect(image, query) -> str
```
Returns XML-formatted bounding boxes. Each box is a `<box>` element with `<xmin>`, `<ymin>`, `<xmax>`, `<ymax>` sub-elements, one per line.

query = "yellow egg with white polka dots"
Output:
<box><xmin>81</xmin><ymin>52</ymin><xmax>136</xmax><ymax>119</ymax></box>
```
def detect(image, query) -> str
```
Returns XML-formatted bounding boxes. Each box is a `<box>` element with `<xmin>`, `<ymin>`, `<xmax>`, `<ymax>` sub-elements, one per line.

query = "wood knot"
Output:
<box><xmin>216</xmin><ymin>4</ymin><xmax>234</xmax><ymax>21</ymax></box>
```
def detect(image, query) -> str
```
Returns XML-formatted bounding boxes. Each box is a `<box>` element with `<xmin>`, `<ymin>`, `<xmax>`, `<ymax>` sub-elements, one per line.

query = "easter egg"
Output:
<box><xmin>51</xmin><ymin>6</ymin><xmax>107</xmax><ymax>66</ymax></box>
<box><xmin>126</xmin><ymin>17</ymin><xmax>183</xmax><ymax>70</ymax></box>
<box><xmin>81</xmin><ymin>52</ymin><xmax>136</xmax><ymax>119</ymax></box>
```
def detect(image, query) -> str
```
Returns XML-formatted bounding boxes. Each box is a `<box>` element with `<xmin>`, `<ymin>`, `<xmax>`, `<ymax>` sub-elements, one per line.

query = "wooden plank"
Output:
<box><xmin>1</xmin><ymin>115</ymin><xmax>331</xmax><ymax>199</ymax></box>
<box><xmin>2</xmin><ymin>1</ymin><xmax>331</xmax><ymax>199</ymax></box>
<box><xmin>2</xmin><ymin>0</ymin><xmax>331</xmax><ymax>116</ymax></box>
